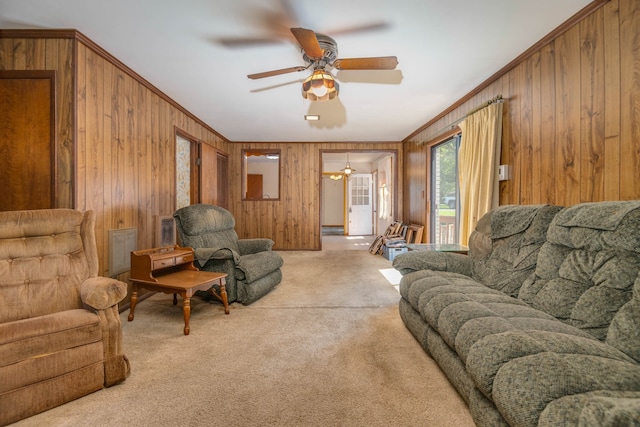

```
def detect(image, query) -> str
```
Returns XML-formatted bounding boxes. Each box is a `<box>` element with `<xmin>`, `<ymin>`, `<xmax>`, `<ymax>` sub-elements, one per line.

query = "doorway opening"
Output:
<box><xmin>430</xmin><ymin>134</ymin><xmax>461</xmax><ymax>244</ymax></box>
<box><xmin>320</xmin><ymin>150</ymin><xmax>397</xmax><ymax>240</ymax></box>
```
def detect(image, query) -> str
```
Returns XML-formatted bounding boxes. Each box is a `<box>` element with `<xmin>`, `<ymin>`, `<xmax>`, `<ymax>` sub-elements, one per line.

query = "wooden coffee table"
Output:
<box><xmin>128</xmin><ymin>270</ymin><xmax>228</xmax><ymax>335</ymax></box>
<box><xmin>128</xmin><ymin>246</ymin><xmax>229</xmax><ymax>335</ymax></box>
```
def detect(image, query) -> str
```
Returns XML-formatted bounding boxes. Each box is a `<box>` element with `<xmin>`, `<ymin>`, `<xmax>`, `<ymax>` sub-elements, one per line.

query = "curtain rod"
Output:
<box><xmin>466</xmin><ymin>94</ymin><xmax>503</xmax><ymax>116</ymax></box>
<box><xmin>416</xmin><ymin>94</ymin><xmax>503</xmax><ymax>145</ymax></box>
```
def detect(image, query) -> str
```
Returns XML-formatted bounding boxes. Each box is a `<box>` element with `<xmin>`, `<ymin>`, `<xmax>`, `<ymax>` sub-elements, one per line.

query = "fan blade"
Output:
<box><xmin>335</xmin><ymin>70</ymin><xmax>403</xmax><ymax>85</ymax></box>
<box><xmin>326</xmin><ymin>22</ymin><xmax>390</xmax><ymax>37</ymax></box>
<box><xmin>214</xmin><ymin>37</ymin><xmax>285</xmax><ymax>48</ymax></box>
<box><xmin>334</xmin><ymin>56</ymin><xmax>399</xmax><ymax>70</ymax></box>
<box><xmin>290</xmin><ymin>27</ymin><xmax>324</xmax><ymax>60</ymax></box>
<box><xmin>247</xmin><ymin>66</ymin><xmax>307</xmax><ymax>80</ymax></box>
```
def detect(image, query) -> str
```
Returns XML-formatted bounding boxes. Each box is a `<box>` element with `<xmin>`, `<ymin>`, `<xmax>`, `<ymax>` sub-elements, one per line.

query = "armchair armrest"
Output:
<box><xmin>81</xmin><ymin>277</ymin><xmax>128</xmax><ymax>310</ymax></box>
<box><xmin>194</xmin><ymin>247</ymin><xmax>238</xmax><ymax>267</ymax></box>
<box><xmin>238</xmin><ymin>238</ymin><xmax>274</xmax><ymax>255</ymax></box>
<box><xmin>392</xmin><ymin>251</ymin><xmax>472</xmax><ymax>276</ymax></box>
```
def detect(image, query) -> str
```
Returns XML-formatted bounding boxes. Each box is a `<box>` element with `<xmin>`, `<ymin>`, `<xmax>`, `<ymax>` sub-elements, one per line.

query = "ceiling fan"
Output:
<box><xmin>247</xmin><ymin>27</ymin><xmax>398</xmax><ymax>101</ymax></box>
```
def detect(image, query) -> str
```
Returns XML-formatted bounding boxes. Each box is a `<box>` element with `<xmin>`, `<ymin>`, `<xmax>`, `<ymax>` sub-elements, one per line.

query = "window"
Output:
<box><xmin>430</xmin><ymin>135</ymin><xmax>461</xmax><ymax>244</ymax></box>
<box><xmin>350</xmin><ymin>175</ymin><xmax>370</xmax><ymax>206</ymax></box>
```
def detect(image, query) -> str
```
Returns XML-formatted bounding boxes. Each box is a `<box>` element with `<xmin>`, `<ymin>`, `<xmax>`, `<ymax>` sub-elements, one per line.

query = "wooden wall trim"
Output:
<box><xmin>0</xmin><ymin>29</ymin><xmax>77</xmax><ymax>39</ymax></box>
<box><xmin>231</xmin><ymin>140</ymin><xmax>403</xmax><ymax>144</ymax></box>
<box><xmin>403</xmin><ymin>0</ymin><xmax>611</xmax><ymax>142</ymax></box>
<box><xmin>0</xmin><ymin>29</ymin><xmax>230</xmax><ymax>144</ymax></box>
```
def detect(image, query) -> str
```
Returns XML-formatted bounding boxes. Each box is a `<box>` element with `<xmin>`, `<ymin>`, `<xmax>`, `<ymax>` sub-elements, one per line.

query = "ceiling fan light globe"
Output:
<box><xmin>312</xmin><ymin>83</ymin><xmax>329</xmax><ymax>97</ymax></box>
<box><xmin>302</xmin><ymin>69</ymin><xmax>339</xmax><ymax>102</ymax></box>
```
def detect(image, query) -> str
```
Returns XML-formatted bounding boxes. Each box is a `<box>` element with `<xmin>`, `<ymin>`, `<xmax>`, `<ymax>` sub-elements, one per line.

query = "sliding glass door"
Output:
<box><xmin>430</xmin><ymin>135</ymin><xmax>461</xmax><ymax>244</ymax></box>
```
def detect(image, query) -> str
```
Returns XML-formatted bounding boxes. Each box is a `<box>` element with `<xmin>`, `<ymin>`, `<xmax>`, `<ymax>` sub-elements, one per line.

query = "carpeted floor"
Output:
<box><xmin>13</xmin><ymin>249</ymin><xmax>474</xmax><ymax>427</ymax></box>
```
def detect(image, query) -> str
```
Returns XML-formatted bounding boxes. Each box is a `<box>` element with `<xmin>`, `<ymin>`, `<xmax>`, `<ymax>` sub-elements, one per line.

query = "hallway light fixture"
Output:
<box><xmin>329</xmin><ymin>174</ymin><xmax>343</xmax><ymax>181</ymax></box>
<box><xmin>341</xmin><ymin>153</ymin><xmax>355</xmax><ymax>176</ymax></box>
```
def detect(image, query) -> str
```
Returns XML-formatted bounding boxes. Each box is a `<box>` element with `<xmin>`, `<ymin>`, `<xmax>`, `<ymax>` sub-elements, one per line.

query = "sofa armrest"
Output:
<box><xmin>81</xmin><ymin>277</ymin><xmax>128</xmax><ymax>310</ymax></box>
<box><xmin>238</xmin><ymin>238</ymin><xmax>274</xmax><ymax>255</ymax></box>
<box><xmin>392</xmin><ymin>251</ymin><xmax>472</xmax><ymax>276</ymax></box>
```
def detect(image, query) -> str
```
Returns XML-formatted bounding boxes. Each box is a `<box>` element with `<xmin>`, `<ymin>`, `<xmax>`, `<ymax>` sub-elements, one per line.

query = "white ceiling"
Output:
<box><xmin>1</xmin><ymin>0</ymin><xmax>592</xmax><ymax>143</ymax></box>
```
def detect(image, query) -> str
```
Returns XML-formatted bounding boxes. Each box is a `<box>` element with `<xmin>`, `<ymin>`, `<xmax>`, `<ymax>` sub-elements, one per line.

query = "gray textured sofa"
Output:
<box><xmin>393</xmin><ymin>201</ymin><xmax>640</xmax><ymax>427</ymax></box>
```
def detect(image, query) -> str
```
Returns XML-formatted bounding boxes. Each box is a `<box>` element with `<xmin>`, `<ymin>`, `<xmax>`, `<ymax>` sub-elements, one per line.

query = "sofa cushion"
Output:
<box><xmin>518</xmin><ymin>202</ymin><xmax>640</xmax><ymax>343</ymax></box>
<box><xmin>0</xmin><ymin>341</ymin><xmax>103</xmax><ymax>394</ymax></box>
<box><xmin>539</xmin><ymin>391</ymin><xmax>640</xmax><ymax>427</ymax></box>
<box><xmin>0</xmin><ymin>309</ymin><xmax>102</xmax><ymax>367</ymax></box>
<box><xmin>492</xmin><ymin>353</ymin><xmax>640</xmax><ymax>427</ymax></box>
<box><xmin>606</xmin><ymin>275</ymin><xmax>640</xmax><ymax>363</ymax></box>
<box><xmin>0</xmin><ymin>209</ymin><xmax>91</xmax><ymax>323</ymax></box>
<box><xmin>415</xmin><ymin>277</ymin><xmax>597</xmax><ymax>364</ymax></box>
<box><xmin>468</xmin><ymin>205</ymin><xmax>562</xmax><ymax>297</ymax></box>
<box><xmin>466</xmin><ymin>329</ymin><xmax>637</xmax><ymax>400</ymax></box>
<box><xmin>404</xmin><ymin>271</ymin><xmax>477</xmax><ymax>313</ymax></box>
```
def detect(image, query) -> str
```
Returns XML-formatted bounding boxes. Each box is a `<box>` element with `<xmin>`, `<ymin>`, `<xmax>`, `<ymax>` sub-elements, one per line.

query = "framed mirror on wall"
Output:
<box><xmin>242</xmin><ymin>149</ymin><xmax>281</xmax><ymax>200</ymax></box>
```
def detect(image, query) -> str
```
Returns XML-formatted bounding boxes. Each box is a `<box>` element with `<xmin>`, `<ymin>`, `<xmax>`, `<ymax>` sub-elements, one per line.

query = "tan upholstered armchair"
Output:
<box><xmin>0</xmin><ymin>209</ymin><xmax>130</xmax><ymax>426</ymax></box>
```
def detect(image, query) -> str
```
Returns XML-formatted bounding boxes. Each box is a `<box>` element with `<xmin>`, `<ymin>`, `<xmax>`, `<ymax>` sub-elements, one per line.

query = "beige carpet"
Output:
<box><xmin>13</xmin><ymin>249</ymin><xmax>474</xmax><ymax>427</ymax></box>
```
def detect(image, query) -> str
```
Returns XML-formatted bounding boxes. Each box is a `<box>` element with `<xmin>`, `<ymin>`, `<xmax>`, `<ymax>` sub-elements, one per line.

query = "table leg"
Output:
<box><xmin>219</xmin><ymin>278</ymin><xmax>229</xmax><ymax>315</ymax></box>
<box><xmin>173</xmin><ymin>293</ymin><xmax>178</xmax><ymax>305</ymax></box>
<box><xmin>182</xmin><ymin>296</ymin><xmax>191</xmax><ymax>335</ymax></box>
<box><xmin>128</xmin><ymin>287</ymin><xmax>138</xmax><ymax>321</ymax></box>
<box><xmin>207</xmin><ymin>279</ymin><xmax>230</xmax><ymax>315</ymax></box>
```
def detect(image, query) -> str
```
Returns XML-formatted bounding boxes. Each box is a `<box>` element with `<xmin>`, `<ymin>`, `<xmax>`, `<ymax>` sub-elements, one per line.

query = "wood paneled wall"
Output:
<box><xmin>228</xmin><ymin>142</ymin><xmax>403</xmax><ymax>250</ymax></box>
<box><xmin>74</xmin><ymin>41</ymin><xmax>228</xmax><ymax>278</ymax></box>
<box><xmin>403</xmin><ymin>0</ymin><xmax>640</xmax><ymax>234</ymax></box>
<box><xmin>0</xmin><ymin>32</ymin><xmax>229</xmax><ymax>282</ymax></box>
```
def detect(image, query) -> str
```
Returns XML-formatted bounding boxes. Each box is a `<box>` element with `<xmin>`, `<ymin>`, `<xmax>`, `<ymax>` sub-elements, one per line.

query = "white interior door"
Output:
<box><xmin>348</xmin><ymin>174</ymin><xmax>373</xmax><ymax>235</ymax></box>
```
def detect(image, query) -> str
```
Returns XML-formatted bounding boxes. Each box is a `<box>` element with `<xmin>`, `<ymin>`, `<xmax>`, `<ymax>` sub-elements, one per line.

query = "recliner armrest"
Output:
<box><xmin>81</xmin><ymin>277</ymin><xmax>128</xmax><ymax>310</ymax></box>
<box><xmin>392</xmin><ymin>251</ymin><xmax>472</xmax><ymax>276</ymax></box>
<box><xmin>238</xmin><ymin>238</ymin><xmax>274</xmax><ymax>255</ymax></box>
<box><xmin>194</xmin><ymin>247</ymin><xmax>238</xmax><ymax>267</ymax></box>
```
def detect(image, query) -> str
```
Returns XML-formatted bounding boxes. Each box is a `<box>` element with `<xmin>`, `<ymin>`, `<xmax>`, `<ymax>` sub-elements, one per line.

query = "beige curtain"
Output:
<box><xmin>457</xmin><ymin>101</ymin><xmax>503</xmax><ymax>245</ymax></box>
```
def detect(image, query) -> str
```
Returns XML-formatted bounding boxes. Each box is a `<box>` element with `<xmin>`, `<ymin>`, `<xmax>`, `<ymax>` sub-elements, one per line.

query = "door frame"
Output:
<box><xmin>319</xmin><ymin>149</ymin><xmax>399</xmax><ymax>249</ymax></box>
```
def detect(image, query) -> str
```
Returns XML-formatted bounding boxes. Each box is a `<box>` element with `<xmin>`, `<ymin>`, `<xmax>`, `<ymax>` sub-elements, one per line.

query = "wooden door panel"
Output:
<box><xmin>0</xmin><ymin>76</ymin><xmax>54</xmax><ymax>211</ymax></box>
<box><xmin>200</xmin><ymin>143</ymin><xmax>218</xmax><ymax>205</ymax></box>
<box><xmin>216</xmin><ymin>152</ymin><xmax>229</xmax><ymax>209</ymax></box>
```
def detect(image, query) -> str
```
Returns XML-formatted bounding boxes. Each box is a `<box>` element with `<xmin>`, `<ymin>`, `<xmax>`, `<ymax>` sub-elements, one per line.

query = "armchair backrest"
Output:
<box><xmin>0</xmin><ymin>209</ymin><xmax>98</xmax><ymax>323</ymax></box>
<box><xmin>173</xmin><ymin>204</ymin><xmax>240</xmax><ymax>253</ymax></box>
<box><xmin>467</xmin><ymin>204</ymin><xmax>562</xmax><ymax>296</ymax></box>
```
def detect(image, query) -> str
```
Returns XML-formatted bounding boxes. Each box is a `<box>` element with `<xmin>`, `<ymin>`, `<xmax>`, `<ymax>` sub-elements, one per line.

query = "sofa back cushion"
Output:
<box><xmin>518</xmin><ymin>201</ymin><xmax>640</xmax><ymax>346</ymax></box>
<box><xmin>0</xmin><ymin>209</ymin><xmax>97</xmax><ymax>323</ymax></box>
<box><xmin>607</xmin><ymin>275</ymin><xmax>640</xmax><ymax>363</ymax></box>
<box><xmin>468</xmin><ymin>204</ymin><xmax>562</xmax><ymax>296</ymax></box>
